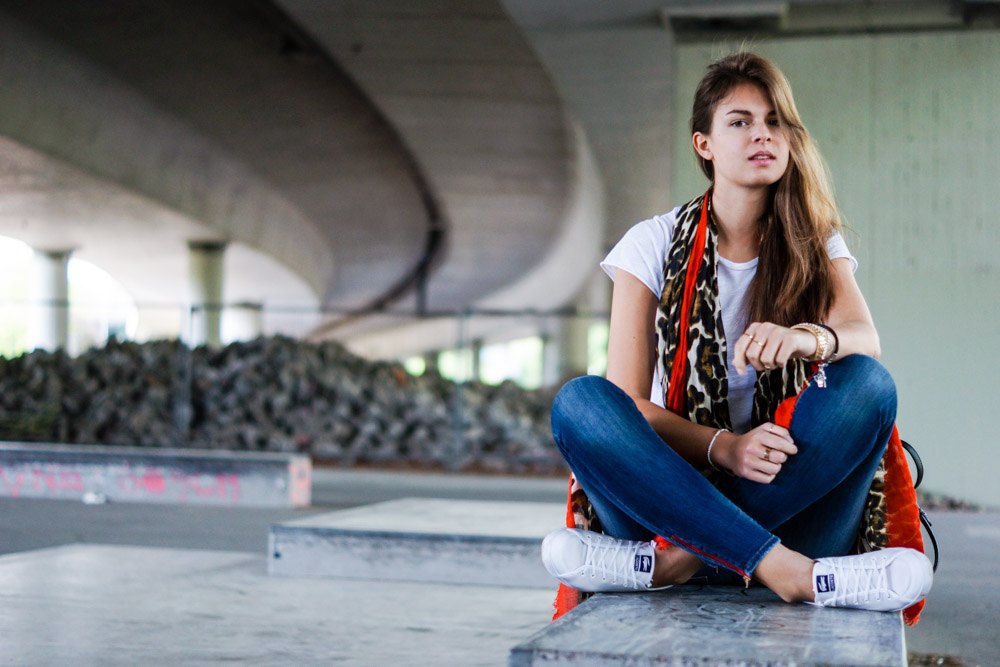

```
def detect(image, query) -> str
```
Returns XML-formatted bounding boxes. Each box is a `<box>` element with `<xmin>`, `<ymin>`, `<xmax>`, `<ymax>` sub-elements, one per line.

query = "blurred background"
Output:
<box><xmin>0</xmin><ymin>0</ymin><xmax>997</xmax><ymax>506</ymax></box>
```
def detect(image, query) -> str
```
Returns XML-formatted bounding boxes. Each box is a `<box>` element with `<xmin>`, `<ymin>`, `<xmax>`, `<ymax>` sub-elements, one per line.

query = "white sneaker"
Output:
<box><xmin>541</xmin><ymin>528</ymin><xmax>663</xmax><ymax>593</ymax></box>
<box><xmin>811</xmin><ymin>547</ymin><xmax>933</xmax><ymax>612</ymax></box>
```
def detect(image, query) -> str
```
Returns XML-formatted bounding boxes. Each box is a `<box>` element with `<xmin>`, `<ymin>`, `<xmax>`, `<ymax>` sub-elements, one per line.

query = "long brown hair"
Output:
<box><xmin>691</xmin><ymin>52</ymin><xmax>841</xmax><ymax>326</ymax></box>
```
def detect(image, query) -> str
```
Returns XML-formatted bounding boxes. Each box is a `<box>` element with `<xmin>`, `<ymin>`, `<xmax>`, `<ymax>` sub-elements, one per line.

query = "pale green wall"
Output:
<box><xmin>675</xmin><ymin>32</ymin><xmax>1000</xmax><ymax>508</ymax></box>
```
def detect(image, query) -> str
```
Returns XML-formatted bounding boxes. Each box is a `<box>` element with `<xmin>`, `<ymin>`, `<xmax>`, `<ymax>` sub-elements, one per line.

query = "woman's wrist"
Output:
<box><xmin>791</xmin><ymin>322</ymin><xmax>832</xmax><ymax>361</ymax></box>
<box><xmin>791</xmin><ymin>328</ymin><xmax>819</xmax><ymax>360</ymax></box>
<box><xmin>708</xmin><ymin>429</ymin><xmax>738</xmax><ymax>472</ymax></box>
<box><xmin>706</xmin><ymin>428</ymin><xmax>728</xmax><ymax>470</ymax></box>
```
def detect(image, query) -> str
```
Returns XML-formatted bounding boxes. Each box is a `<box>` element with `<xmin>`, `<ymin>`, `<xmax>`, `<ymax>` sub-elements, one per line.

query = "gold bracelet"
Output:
<box><xmin>791</xmin><ymin>323</ymin><xmax>830</xmax><ymax>361</ymax></box>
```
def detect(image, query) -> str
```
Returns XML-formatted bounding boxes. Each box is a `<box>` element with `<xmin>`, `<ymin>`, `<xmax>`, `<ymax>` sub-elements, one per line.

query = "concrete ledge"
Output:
<box><xmin>268</xmin><ymin>497</ymin><xmax>563</xmax><ymax>587</ymax></box>
<box><xmin>0</xmin><ymin>442</ymin><xmax>311</xmax><ymax>507</ymax></box>
<box><xmin>509</xmin><ymin>586</ymin><xmax>905</xmax><ymax>666</ymax></box>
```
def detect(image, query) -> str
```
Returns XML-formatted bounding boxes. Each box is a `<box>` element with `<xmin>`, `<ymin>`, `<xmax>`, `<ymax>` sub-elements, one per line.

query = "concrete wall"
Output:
<box><xmin>675</xmin><ymin>32</ymin><xmax>1000</xmax><ymax>508</ymax></box>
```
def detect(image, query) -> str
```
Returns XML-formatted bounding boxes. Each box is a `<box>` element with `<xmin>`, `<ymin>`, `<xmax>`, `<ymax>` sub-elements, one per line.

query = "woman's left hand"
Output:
<box><xmin>733</xmin><ymin>322</ymin><xmax>817</xmax><ymax>375</ymax></box>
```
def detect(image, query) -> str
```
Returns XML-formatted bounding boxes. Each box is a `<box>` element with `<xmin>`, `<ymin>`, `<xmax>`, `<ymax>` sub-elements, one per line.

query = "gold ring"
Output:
<box><xmin>763</xmin><ymin>447</ymin><xmax>772</xmax><ymax>462</ymax></box>
<box><xmin>742</xmin><ymin>332</ymin><xmax>753</xmax><ymax>337</ymax></box>
<box><xmin>754</xmin><ymin>339</ymin><xmax>766</xmax><ymax>348</ymax></box>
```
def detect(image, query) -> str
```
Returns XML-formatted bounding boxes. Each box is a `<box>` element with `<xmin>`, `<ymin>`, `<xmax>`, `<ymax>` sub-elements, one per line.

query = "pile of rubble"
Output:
<box><xmin>0</xmin><ymin>337</ymin><xmax>564</xmax><ymax>474</ymax></box>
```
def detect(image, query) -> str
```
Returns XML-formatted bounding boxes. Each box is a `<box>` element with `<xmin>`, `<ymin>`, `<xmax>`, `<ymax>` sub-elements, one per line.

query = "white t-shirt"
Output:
<box><xmin>601</xmin><ymin>206</ymin><xmax>857</xmax><ymax>434</ymax></box>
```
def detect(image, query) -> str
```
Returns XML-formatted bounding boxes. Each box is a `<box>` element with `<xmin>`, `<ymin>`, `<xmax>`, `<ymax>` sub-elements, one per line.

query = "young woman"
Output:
<box><xmin>541</xmin><ymin>52</ymin><xmax>932</xmax><ymax>613</ymax></box>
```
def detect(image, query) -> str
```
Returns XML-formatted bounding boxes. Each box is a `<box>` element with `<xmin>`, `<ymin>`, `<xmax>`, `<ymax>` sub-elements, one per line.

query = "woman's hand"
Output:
<box><xmin>716</xmin><ymin>423</ymin><xmax>797</xmax><ymax>483</ymax></box>
<box><xmin>732</xmin><ymin>322</ymin><xmax>817</xmax><ymax>375</ymax></box>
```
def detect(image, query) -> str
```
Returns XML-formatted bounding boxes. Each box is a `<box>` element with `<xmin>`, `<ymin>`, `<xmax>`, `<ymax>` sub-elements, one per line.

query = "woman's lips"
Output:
<box><xmin>750</xmin><ymin>151</ymin><xmax>775</xmax><ymax>161</ymax></box>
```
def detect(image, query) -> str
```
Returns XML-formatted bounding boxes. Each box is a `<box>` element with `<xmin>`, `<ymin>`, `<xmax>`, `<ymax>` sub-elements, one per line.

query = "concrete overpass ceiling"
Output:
<box><xmin>0</xmin><ymin>136</ymin><xmax>317</xmax><ymax>313</ymax></box>
<box><xmin>273</xmin><ymin>0</ymin><xmax>575</xmax><ymax>310</ymax></box>
<box><xmin>0</xmin><ymin>0</ymin><xmax>435</xmax><ymax>312</ymax></box>
<box><xmin>503</xmin><ymin>0</ymin><xmax>675</xmax><ymax>249</ymax></box>
<box><xmin>503</xmin><ymin>0</ymin><xmax>998</xmax><ymax>30</ymax></box>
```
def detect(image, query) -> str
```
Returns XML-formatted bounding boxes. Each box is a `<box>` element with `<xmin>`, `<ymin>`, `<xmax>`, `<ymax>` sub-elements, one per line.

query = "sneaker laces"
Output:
<box><xmin>823</xmin><ymin>553</ymin><xmax>892</xmax><ymax>606</ymax></box>
<box><xmin>580</xmin><ymin>534</ymin><xmax>647</xmax><ymax>590</ymax></box>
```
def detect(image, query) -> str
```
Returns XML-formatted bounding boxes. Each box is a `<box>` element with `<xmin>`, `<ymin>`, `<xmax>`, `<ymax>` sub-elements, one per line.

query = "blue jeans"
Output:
<box><xmin>550</xmin><ymin>355</ymin><xmax>896</xmax><ymax>581</ymax></box>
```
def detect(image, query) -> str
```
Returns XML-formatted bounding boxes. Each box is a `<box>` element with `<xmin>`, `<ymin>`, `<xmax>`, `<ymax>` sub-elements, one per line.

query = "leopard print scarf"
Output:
<box><xmin>656</xmin><ymin>190</ymin><xmax>811</xmax><ymax>427</ymax></box>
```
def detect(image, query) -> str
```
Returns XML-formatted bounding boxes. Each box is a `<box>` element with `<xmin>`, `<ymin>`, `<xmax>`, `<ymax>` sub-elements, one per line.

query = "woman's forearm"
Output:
<box><xmin>628</xmin><ymin>395</ymin><xmax>722</xmax><ymax>467</ymax></box>
<box><xmin>823</xmin><ymin>257</ymin><xmax>881</xmax><ymax>360</ymax></box>
<box><xmin>823</xmin><ymin>319</ymin><xmax>881</xmax><ymax>360</ymax></box>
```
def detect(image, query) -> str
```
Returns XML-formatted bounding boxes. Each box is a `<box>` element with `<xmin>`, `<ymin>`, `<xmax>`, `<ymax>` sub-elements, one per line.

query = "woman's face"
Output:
<box><xmin>692</xmin><ymin>83</ymin><xmax>789</xmax><ymax>192</ymax></box>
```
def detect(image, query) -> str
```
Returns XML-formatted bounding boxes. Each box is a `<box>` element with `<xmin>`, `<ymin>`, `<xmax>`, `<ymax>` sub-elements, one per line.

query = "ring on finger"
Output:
<box><xmin>763</xmin><ymin>447</ymin><xmax>772</xmax><ymax>462</ymax></box>
<box><xmin>753</xmin><ymin>339</ymin><xmax>766</xmax><ymax>348</ymax></box>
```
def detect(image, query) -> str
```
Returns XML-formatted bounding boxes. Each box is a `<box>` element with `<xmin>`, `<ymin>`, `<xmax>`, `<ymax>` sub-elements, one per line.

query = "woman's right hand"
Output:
<box><xmin>716</xmin><ymin>423</ymin><xmax>797</xmax><ymax>483</ymax></box>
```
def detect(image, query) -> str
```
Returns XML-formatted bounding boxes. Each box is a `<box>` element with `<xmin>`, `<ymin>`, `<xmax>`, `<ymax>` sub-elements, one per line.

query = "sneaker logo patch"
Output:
<box><xmin>816</xmin><ymin>574</ymin><xmax>835</xmax><ymax>593</ymax></box>
<box><xmin>634</xmin><ymin>555</ymin><xmax>652</xmax><ymax>573</ymax></box>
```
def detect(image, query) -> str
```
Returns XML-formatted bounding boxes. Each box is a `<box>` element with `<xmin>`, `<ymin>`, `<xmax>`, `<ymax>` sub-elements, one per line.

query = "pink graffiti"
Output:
<box><xmin>289</xmin><ymin>459</ymin><xmax>312</xmax><ymax>507</ymax></box>
<box><xmin>0</xmin><ymin>462</ymin><xmax>241</xmax><ymax>505</ymax></box>
<box><xmin>0</xmin><ymin>464</ymin><xmax>84</xmax><ymax>498</ymax></box>
<box><xmin>172</xmin><ymin>471</ymin><xmax>242</xmax><ymax>503</ymax></box>
<box><xmin>116</xmin><ymin>467</ymin><xmax>242</xmax><ymax>504</ymax></box>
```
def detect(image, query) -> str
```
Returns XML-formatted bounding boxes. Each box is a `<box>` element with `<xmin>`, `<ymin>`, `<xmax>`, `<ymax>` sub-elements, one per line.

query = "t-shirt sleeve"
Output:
<box><xmin>600</xmin><ymin>210</ymin><xmax>677</xmax><ymax>299</ymax></box>
<box><xmin>826</xmin><ymin>231</ymin><xmax>858</xmax><ymax>273</ymax></box>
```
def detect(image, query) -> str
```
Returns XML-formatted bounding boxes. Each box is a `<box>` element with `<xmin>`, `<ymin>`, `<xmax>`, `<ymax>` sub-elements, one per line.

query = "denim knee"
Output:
<box><xmin>835</xmin><ymin>355</ymin><xmax>897</xmax><ymax>423</ymax></box>
<box><xmin>551</xmin><ymin>375</ymin><xmax>619</xmax><ymax>445</ymax></box>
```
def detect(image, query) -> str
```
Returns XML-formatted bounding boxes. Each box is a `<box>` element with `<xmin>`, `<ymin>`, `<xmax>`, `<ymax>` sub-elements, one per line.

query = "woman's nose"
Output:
<box><xmin>753</xmin><ymin>123</ymin><xmax>772</xmax><ymax>143</ymax></box>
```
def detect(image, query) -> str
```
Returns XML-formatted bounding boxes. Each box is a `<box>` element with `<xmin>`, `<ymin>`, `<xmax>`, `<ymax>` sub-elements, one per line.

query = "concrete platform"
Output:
<box><xmin>0</xmin><ymin>543</ymin><xmax>555</xmax><ymax>666</ymax></box>
<box><xmin>268</xmin><ymin>497</ymin><xmax>564</xmax><ymax>587</ymax></box>
<box><xmin>509</xmin><ymin>587</ymin><xmax>906</xmax><ymax>666</ymax></box>
<box><xmin>0</xmin><ymin>442</ymin><xmax>311</xmax><ymax>507</ymax></box>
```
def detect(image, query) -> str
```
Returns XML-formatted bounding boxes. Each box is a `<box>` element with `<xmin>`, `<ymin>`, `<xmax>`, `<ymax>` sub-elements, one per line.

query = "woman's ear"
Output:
<box><xmin>692</xmin><ymin>132</ymin><xmax>713</xmax><ymax>161</ymax></box>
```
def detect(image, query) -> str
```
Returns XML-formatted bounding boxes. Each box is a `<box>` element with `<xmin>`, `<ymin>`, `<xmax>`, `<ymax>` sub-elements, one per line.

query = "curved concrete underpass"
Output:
<box><xmin>0</xmin><ymin>0</ymin><xmax>597</xmax><ymax>353</ymax></box>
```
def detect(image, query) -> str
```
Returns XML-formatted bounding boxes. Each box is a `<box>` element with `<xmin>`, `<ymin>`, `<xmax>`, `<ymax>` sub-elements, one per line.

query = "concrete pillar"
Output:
<box><xmin>187</xmin><ymin>241</ymin><xmax>226</xmax><ymax>348</ymax></box>
<box><xmin>470</xmin><ymin>338</ymin><xmax>483</xmax><ymax>383</ymax></box>
<box><xmin>27</xmin><ymin>249</ymin><xmax>72</xmax><ymax>352</ymax></box>
<box><xmin>541</xmin><ymin>315</ymin><xmax>591</xmax><ymax>388</ymax></box>
<box><xmin>422</xmin><ymin>351</ymin><xmax>440</xmax><ymax>375</ymax></box>
<box><xmin>224</xmin><ymin>301</ymin><xmax>263</xmax><ymax>343</ymax></box>
<box><xmin>541</xmin><ymin>268</ymin><xmax>611</xmax><ymax>388</ymax></box>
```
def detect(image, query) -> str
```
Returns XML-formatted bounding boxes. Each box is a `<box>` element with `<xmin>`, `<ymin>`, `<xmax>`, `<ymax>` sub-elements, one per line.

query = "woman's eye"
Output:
<box><xmin>730</xmin><ymin>120</ymin><xmax>748</xmax><ymax>127</ymax></box>
<box><xmin>768</xmin><ymin>119</ymin><xmax>781</xmax><ymax>127</ymax></box>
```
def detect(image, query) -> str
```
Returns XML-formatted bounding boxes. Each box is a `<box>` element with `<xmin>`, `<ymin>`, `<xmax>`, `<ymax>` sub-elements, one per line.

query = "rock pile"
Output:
<box><xmin>0</xmin><ymin>337</ymin><xmax>565</xmax><ymax>474</ymax></box>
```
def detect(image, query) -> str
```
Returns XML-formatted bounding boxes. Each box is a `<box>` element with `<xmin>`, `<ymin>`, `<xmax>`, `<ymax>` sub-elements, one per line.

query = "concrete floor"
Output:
<box><xmin>901</xmin><ymin>511</ymin><xmax>1000</xmax><ymax>666</ymax></box>
<box><xmin>0</xmin><ymin>468</ymin><xmax>997</xmax><ymax>665</ymax></box>
<box><xmin>0</xmin><ymin>544</ymin><xmax>556</xmax><ymax>666</ymax></box>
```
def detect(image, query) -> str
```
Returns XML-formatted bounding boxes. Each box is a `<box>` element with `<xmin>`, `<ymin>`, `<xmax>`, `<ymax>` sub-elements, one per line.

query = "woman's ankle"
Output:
<box><xmin>651</xmin><ymin>545</ymin><xmax>704</xmax><ymax>587</ymax></box>
<box><xmin>753</xmin><ymin>544</ymin><xmax>816</xmax><ymax>603</ymax></box>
